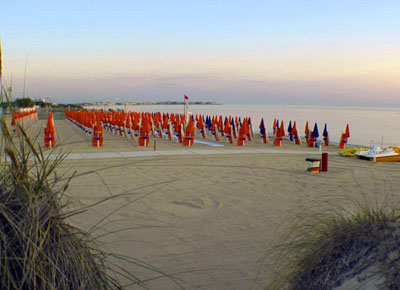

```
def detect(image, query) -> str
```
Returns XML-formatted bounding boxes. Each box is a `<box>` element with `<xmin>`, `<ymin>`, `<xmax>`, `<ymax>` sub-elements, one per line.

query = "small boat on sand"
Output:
<box><xmin>338</xmin><ymin>147</ymin><xmax>369</xmax><ymax>157</ymax></box>
<box><xmin>355</xmin><ymin>146</ymin><xmax>400</xmax><ymax>162</ymax></box>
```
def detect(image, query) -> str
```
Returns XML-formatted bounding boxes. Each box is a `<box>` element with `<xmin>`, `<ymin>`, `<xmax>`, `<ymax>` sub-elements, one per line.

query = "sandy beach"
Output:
<box><xmin>16</xmin><ymin>118</ymin><xmax>400</xmax><ymax>289</ymax></box>
<box><xmin>3</xmin><ymin>2</ymin><xmax>400</xmax><ymax>288</ymax></box>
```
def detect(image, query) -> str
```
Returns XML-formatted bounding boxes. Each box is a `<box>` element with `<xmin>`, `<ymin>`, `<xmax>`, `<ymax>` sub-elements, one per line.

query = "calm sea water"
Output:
<box><xmin>86</xmin><ymin>104</ymin><xmax>400</xmax><ymax>147</ymax></box>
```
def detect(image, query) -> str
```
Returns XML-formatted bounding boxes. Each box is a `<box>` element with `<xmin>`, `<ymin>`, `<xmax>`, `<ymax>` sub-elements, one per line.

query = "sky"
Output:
<box><xmin>1</xmin><ymin>0</ymin><xmax>400</xmax><ymax>106</ymax></box>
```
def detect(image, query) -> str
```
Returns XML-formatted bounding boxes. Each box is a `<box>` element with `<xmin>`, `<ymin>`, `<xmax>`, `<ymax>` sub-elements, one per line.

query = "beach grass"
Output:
<box><xmin>0</xmin><ymin>106</ymin><xmax>126</xmax><ymax>288</ymax></box>
<box><xmin>261</xmin><ymin>195</ymin><xmax>400</xmax><ymax>289</ymax></box>
<box><xmin>0</xmin><ymin>92</ymin><xmax>183</xmax><ymax>289</ymax></box>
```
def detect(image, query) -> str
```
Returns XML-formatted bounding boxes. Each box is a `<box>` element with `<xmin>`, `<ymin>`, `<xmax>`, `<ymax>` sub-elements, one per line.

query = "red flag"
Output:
<box><xmin>184</xmin><ymin>95</ymin><xmax>189</xmax><ymax>100</ymax></box>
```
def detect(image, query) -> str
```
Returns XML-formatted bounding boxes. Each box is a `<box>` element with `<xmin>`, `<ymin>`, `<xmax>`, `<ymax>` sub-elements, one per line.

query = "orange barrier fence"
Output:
<box><xmin>10</xmin><ymin>108</ymin><xmax>39</xmax><ymax>134</ymax></box>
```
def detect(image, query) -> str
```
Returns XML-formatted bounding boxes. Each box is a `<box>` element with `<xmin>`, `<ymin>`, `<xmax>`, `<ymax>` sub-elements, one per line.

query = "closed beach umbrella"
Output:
<box><xmin>312</xmin><ymin>123</ymin><xmax>319</xmax><ymax>138</ymax></box>
<box><xmin>288</xmin><ymin>120</ymin><xmax>293</xmax><ymax>141</ymax></box>
<box><xmin>243</xmin><ymin>118</ymin><xmax>249</xmax><ymax>136</ymax></box>
<box><xmin>273</xmin><ymin>120</ymin><xmax>283</xmax><ymax>146</ymax></box>
<box><xmin>279</xmin><ymin>120</ymin><xmax>284</xmax><ymax>137</ymax></box>
<box><xmin>162</xmin><ymin>114</ymin><xmax>169</xmax><ymax>130</ymax></box>
<box><xmin>184</xmin><ymin>117</ymin><xmax>195</xmax><ymax>146</ymax></box>
<box><xmin>218</xmin><ymin>116</ymin><xmax>224</xmax><ymax>135</ymax></box>
<box><xmin>231</xmin><ymin>118</ymin><xmax>237</xmax><ymax>138</ymax></box>
<box><xmin>305</xmin><ymin>121</ymin><xmax>309</xmax><ymax>136</ymax></box>
<box><xmin>237</xmin><ymin>120</ymin><xmax>246</xmax><ymax>146</ymax></box>
<box><xmin>339</xmin><ymin>124</ymin><xmax>350</xmax><ymax>148</ymax></box>
<box><xmin>292</xmin><ymin>121</ymin><xmax>301</xmax><ymax>145</ymax></box>
<box><xmin>260</xmin><ymin>118</ymin><xmax>268</xmax><ymax>144</ymax></box>
<box><xmin>44</xmin><ymin>111</ymin><xmax>56</xmax><ymax>147</ymax></box>
<box><xmin>223</xmin><ymin>117</ymin><xmax>231</xmax><ymax>136</ymax></box>
<box><xmin>344</xmin><ymin>124</ymin><xmax>350</xmax><ymax>138</ymax></box>
<box><xmin>323</xmin><ymin>123</ymin><xmax>329</xmax><ymax>146</ymax></box>
<box><xmin>259</xmin><ymin>118</ymin><xmax>265</xmax><ymax>136</ymax></box>
<box><xmin>323</xmin><ymin>123</ymin><xmax>328</xmax><ymax>138</ymax></box>
<box><xmin>198</xmin><ymin>115</ymin><xmax>204</xmax><ymax>129</ymax></box>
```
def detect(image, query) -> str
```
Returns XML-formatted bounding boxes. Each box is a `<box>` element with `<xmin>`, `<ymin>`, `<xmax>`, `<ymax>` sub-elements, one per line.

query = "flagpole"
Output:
<box><xmin>185</xmin><ymin>99</ymin><xmax>188</xmax><ymax>120</ymax></box>
<box><xmin>186</xmin><ymin>99</ymin><xmax>187</xmax><ymax>117</ymax></box>
<box><xmin>183</xmin><ymin>96</ymin><xmax>186</xmax><ymax>117</ymax></box>
<box><xmin>23</xmin><ymin>54</ymin><xmax>28</xmax><ymax>99</ymax></box>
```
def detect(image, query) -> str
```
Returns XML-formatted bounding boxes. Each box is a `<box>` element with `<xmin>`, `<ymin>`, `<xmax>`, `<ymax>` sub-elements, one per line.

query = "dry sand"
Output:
<box><xmin>15</xmin><ymin>119</ymin><xmax>400</xmax><ymax>289</ymax></box>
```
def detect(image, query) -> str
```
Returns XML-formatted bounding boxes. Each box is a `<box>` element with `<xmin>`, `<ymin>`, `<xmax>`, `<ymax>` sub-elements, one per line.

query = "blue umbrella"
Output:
<box><xmin>287</xmin><ymin>120</ymin><xmax>292</xmax><ymax>133</ymax></box>
<box><xmin>276</xmin><ymin>119</ymin><xmax>280</xmax><ymax>129</ymax></box>
<box><xmin>231</xmin><ymin>118</ymin><xmax>236</xmax><ymax>132</ymax></box>
<box><xmin>312</xmin><ymin>123</ymin><xmax>319</xmax><ymax>138</ymax></box>
<box><xmin>260</xmin><ymin>119</ymin><xmax>266</xmax><ymax>136</ymax></box>
<box><xmin>288</xmin><ymin>120</ymin><xmax>293</xmax><ymax>141</ymax></box>
<box><xmin>323</xmin><ymin>123</ymin><xmax>328</xmax><ymax>138</ymax></box>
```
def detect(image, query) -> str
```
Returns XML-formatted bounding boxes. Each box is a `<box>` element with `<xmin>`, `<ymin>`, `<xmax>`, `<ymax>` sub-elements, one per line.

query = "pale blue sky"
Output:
<box><xmin>2</xmin><ymin>1</ymin><xmax>400</xmax><ymax>105</ymax></box>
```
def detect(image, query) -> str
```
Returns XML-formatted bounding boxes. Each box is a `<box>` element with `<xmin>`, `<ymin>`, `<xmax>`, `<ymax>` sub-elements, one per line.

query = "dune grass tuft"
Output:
<box><xmin>261</xmin><ymin>195</ymin><xmax>400</xmax><ymax>289</ymax></box>
<box><xmin>0</xmin><ymin>92</ymin><xmax>184</xmax><ymax>289</ymax></box>
<box><xmin>0</xmin><ymin>112</ymin><xmax>127</xmax><ymax>289</ymax></box>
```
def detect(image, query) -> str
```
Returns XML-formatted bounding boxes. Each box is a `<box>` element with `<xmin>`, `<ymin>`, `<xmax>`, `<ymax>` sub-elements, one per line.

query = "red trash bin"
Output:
<box><xmin>321</xmin><ymin>153</ymin><xmax>328</xmax><ymax>172</ymax></box>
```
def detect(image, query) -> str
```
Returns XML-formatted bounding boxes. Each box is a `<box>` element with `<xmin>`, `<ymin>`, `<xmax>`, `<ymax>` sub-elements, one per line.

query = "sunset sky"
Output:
<box><xmin>2</xmin><ymin>1</ymin><xmax>400</xmax><ymax>106</ymax></box>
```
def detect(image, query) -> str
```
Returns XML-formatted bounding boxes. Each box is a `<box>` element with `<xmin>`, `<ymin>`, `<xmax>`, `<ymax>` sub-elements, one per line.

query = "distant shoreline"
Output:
<box><xmin>83</xmin><ymin>101</ymin><xmax>221</xmax><ymax>106</ymax></box>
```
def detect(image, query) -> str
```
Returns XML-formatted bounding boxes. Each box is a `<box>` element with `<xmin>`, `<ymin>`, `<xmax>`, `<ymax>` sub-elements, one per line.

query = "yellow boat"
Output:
<box><xmin>338</xmin><ymin>148</ymin><xmax>369</xmax><ymax>157</ymax></box>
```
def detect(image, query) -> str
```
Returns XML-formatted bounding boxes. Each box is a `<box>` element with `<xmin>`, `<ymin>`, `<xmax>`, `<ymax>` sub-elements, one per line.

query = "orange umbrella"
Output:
<box><xmin>184</xmin><ymin>117</ymin><xmax>195</xmax><ymax>146</ymax></box>
<box><xmin>344</xmin><ymin>124</ymin><xmax>350</xmax><ymax>138</ymax></box>
<box><xmin>237</xmin><ymin>121</ymin><xmax>246</xmax><ymax>146</ymax></box>
<box><xmin>162</xmin><ymin>114</ymin><xmax>169</xmax><ymax>130</ymax></box>
<box><xmin>198</xmin><ymin>116</ymin><xmax>206</xmax><ymax>139</ymax></box>
<box><xmin>44</xmin><ymin>111</ymin><xmax>56</xmax><ymax>147</ymax></box>
<box><xmin>292</xmin><ymin>121</ymin><xmax>301</xmax><ymax>145</ymax></box>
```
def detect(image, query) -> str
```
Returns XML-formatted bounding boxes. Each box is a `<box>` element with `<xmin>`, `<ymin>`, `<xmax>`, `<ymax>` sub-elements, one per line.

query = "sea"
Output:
<box><xmin>85</xmin><ymin>104</ymin><xmax>400</xmax><ymax>148</ymax></box>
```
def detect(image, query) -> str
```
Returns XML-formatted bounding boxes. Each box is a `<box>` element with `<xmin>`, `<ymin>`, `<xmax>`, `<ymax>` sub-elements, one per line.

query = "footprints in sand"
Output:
<box><xmin>173</xmin><ymin>197</ymin><xmax>221</xmax><ymax>210</ymax></box>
